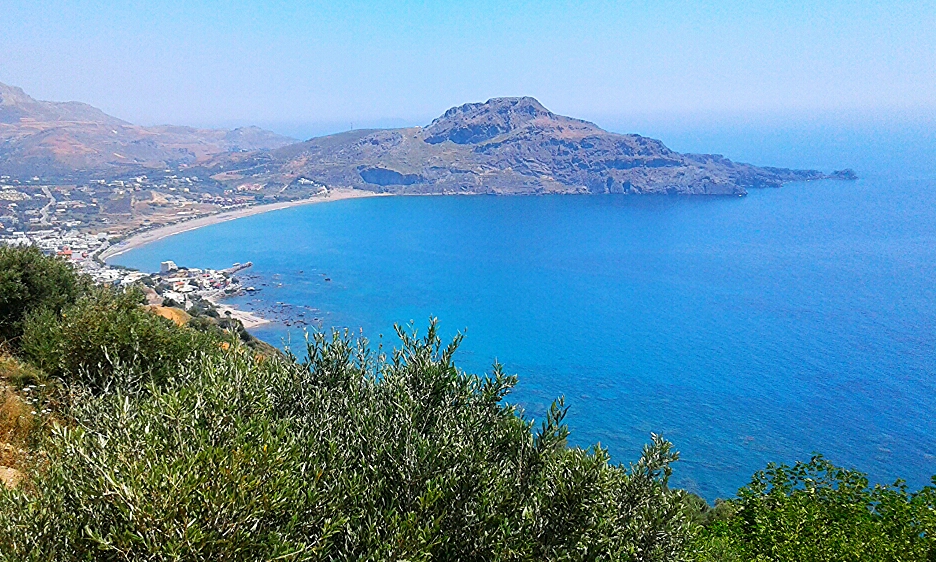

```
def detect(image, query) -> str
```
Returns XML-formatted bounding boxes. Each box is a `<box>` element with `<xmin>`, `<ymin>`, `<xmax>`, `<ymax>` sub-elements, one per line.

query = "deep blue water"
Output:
<box><xmin>112</xmin><ymin>176</ymin><xmax>936</xmax><ymax>500</ymax></box>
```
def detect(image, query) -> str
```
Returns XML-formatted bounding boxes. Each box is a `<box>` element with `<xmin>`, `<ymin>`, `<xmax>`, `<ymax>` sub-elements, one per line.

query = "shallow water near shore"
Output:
<box><xmin>112</xmin><ymin>176</ymin><xmax>936</xmax><ymax>500</ymax></box>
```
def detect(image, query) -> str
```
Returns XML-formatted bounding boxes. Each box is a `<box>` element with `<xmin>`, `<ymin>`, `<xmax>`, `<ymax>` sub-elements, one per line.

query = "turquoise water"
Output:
<box><xmin>112</xmin><ymin>176</ymin><xmax>936</xmax><ymax>500</ymax></box>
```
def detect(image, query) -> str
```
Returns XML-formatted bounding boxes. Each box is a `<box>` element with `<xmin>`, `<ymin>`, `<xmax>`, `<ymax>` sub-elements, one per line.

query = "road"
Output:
<box><xmin>39</xmin><ymin>186</ymin><xmax>56</xmax><ymax>225</ymax></box>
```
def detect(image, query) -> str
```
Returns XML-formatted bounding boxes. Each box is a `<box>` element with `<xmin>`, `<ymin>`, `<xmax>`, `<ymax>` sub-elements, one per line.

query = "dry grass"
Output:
<box><xmin>147</xmin><ymin>305</ymin><xmax>192</xmax><ymax>326</ymax></box>
<box><xmin>0</xmin><ymin>387</ymin><xmax>34</xmax><ymax>458</ymax></box>
<box><xmin>0</xmin><ymin>355</ymin><xmax>41</xmax><ymax>488</ymax></box>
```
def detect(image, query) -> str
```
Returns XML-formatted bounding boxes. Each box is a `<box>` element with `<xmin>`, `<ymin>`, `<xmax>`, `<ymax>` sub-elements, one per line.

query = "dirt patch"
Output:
<box><xmin>142</xmin><ymin>286</ymin><xmax>163</xmax><ymax>306</ymax></box>
<box><xmin>0</xmin><ymin>466</ymin><xmax>23</xmax><ymax>489</ymax></box>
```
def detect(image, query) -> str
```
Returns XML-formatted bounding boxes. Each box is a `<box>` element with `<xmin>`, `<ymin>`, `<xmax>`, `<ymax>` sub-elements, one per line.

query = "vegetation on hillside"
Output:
<box><xmin>0</xmin><ymin>246</ymin><xmax>90</xmax><ymax>346</ymax></box>
<box><xmin>20</xmin><ymin>286</ymin><xmax>213</xmax><ymax>393</ymax></box>
<box><xmin>0</xmin><ymin>246</ymin><xmax>933</xmax><ymax>560</ymax></box>
<box><xmin>690</xmin><ymin>457</ymin><xmax>936</xmax><ymax>561</ymax></box>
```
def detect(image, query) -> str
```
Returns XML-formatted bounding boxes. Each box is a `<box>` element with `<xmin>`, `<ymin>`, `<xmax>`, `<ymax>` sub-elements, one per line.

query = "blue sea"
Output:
<box><xmin>112</xmin><ymin>140</ymin><xmax>936</xmax><ymax>500</ymax></box>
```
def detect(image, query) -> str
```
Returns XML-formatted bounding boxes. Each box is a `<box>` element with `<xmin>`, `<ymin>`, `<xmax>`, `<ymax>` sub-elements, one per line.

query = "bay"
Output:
<box><xmin>112</xmin><ymin>175</ymin><xmax>936</xmax><ymax>500</ymax></box>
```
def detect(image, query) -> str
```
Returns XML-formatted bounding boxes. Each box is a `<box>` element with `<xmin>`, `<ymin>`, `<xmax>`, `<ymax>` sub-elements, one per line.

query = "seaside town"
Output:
<box><xmin>0</xmin><ymin>172</ymin><xmax>330</xmax><ymax>237</ymax></box>
<box><xmin>0</xmin><ymin>177</ymin><xmax>273</xmax><ymax>325</ymax></box>
<box><xmin>0</xmin><ymin>218</ymin><xmax>264</xmax><ymax>322</ymax></box>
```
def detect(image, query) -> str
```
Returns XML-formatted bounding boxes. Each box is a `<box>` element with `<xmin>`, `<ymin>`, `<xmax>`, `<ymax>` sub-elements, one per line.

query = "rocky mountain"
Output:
<box><xmin>0</xmin><ymin>83</ymin><xmax>124</xmax><ymax>125</ymax></box>
<box><xmin>0</xmin><ymin>83</ymin><xmax>295</xmax><ymax>180</ymax></box>
<box><xmin>198</xmin><ymin>97</ymin><xmax>853</xmax><ymax>196</ymax></box>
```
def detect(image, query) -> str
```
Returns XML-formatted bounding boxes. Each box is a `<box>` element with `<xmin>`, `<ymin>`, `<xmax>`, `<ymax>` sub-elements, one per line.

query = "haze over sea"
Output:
<box><xmin>112</xmin><ymin>128</ymin><xmax>936</xmax><ymax>500</ymax></box>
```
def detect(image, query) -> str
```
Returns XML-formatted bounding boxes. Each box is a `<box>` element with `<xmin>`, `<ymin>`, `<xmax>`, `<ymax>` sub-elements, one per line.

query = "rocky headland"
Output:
<box><xmin>197</xmin><ymin>97</ymin><xmax>855</xmax><ymax>196</ymax></box>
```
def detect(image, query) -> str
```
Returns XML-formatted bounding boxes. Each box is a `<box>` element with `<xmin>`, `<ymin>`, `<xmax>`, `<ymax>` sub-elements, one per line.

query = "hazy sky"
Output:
<box><xmin>2</xmin><ymin>0</ymin><xmax>934</xmax><ymax>138</ymax></box>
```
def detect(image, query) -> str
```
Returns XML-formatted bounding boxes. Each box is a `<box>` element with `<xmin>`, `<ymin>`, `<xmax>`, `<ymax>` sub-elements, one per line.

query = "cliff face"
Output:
<box><xmin>199</xmin><ymin>97</ymin><xmax>847</xmax><ymax>195</ymax></box>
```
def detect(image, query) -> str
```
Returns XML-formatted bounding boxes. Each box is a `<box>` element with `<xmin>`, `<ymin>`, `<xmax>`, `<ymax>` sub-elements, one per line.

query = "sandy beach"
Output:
<box><xmin>99</xmin><ymin>188</ymin><xmax>387</xmax><ymax>262</ymax></box>
<box><xmin>205</xmin><ymin>296</ymin><xmax>271</xmax><ymax>329</ymax></box>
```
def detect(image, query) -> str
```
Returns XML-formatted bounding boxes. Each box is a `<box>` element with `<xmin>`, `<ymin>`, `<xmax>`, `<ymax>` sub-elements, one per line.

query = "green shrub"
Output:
<box><xmin>691</xmin><ymin>456</ymin><xmax>936</xmax><ymax>561</ymax></box>
<box><xmin>0</xmin><ymin>322</ymin><xmax>694</xmax><ymax>561</ymax></box>
<box><xmin>20</xmin><ymin>286</ymin><xmax>213</xmax><ymax>392</ymax></box>
<box><xmin>0</xmin><ymin>246</ymin><xmax>89</xmax><ymax>346</ymax></box>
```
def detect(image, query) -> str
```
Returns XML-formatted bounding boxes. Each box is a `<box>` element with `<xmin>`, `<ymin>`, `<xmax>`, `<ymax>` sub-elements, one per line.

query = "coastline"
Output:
<box><xmin>99</xmin><ymin>188</ymin><xmax>388</xmax><ymax>262</ymax></box>
<box><xmin>99</xmin><ymin>187</ymin><xmax>388</xmax><ymax>331</ymax></box>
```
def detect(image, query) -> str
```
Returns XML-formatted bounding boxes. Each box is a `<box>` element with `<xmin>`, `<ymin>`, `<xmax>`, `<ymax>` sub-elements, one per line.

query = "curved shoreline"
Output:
<box><xmin>99</xmin><ymin>188</ymin><xmax>388</xmax><ymax>262</ymax></box>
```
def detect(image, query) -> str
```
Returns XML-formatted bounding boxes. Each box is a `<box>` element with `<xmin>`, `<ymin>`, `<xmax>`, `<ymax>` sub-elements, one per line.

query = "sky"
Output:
<box><xmin>1</xmin><ymin>0</ymin><xmax>934</xmax><ymax>145</ymax></box>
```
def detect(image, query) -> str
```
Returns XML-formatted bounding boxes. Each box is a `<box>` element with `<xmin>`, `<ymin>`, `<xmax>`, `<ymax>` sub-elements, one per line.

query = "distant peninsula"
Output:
<box><xmin>197</xmin><ymin>96</ymin><xmax>856</xmax><ymax>196</ymax></box>
<box><xmin>1</xmin><ymin>83</ymin><xmax>854</xmax><ymax>200</ymax></box>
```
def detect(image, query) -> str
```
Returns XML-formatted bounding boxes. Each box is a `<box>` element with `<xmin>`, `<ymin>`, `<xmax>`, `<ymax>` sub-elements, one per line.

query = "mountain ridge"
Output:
<box><xmin>0</xmin><ymin>83</ymin><xmax>126</xmax><ymax>125</ymax></box>
<box><xmin>0</xmin><ymin>82</ymin><xmax>296</xmax><ymax>180</ymax></box>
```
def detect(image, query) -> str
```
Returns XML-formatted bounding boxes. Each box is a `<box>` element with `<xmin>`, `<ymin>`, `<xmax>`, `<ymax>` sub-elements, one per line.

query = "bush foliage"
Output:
<box><xmin>691</xmin><ymin>457</ymin><xmax>936</xmax><ymax>561</ymax></box>
<box><xmin>20</xmin><ymin>286</ymin><xmax>213</xmax><ymax>392</ymax></box>
<box><xmin>0</xmin><ymin>246</ymin><xmax>89</xmax><ymax>346</ymax></box>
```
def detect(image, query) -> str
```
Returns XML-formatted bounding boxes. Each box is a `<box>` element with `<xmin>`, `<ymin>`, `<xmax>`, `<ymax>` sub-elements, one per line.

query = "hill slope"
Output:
<box><xmin>198</xmin><ymin>97</ymin><xmax>853</xmax><ymax>196</ymax></box>
<box><xmin>0</xmin><ymin>83</ymin><xmax>295</xmax><ymax>180</ymax></box>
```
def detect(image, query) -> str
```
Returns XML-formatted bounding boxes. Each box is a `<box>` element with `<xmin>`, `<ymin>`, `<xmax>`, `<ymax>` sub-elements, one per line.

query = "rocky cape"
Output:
<box><xmin>0</xmin><ymin>84</ymin><xmax>854</xmax><ymax>194</ymax></box>
<box><xmin>197</xmin><ymin>97</ymin><xmax>855</xmax><ymax>196</ymax></box>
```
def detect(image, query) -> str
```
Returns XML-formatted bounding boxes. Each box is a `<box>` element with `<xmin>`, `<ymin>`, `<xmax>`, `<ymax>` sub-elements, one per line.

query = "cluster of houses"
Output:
<box><xmin>155</xmin><ymin>260</ymin><xmax>252</xmax><ymax>309</ymax></box>
<box><xmin>0</xmin><ymin>227</ymin><xmax>251</xmax><ymax>310</ymax></box>
<box><xmin>0</xmin><ymin>228</ymin><xmax>121</xmax><ymax>281</ymax></box>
